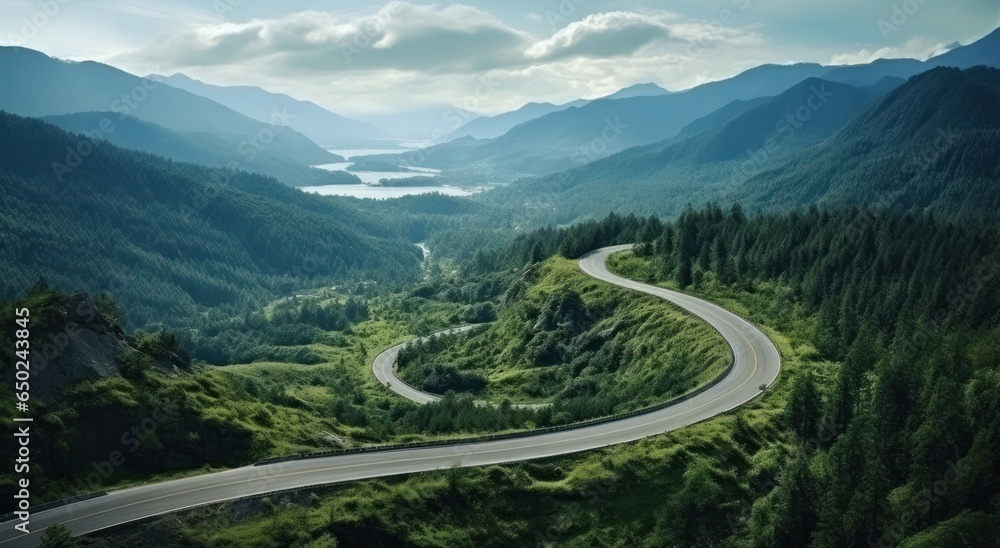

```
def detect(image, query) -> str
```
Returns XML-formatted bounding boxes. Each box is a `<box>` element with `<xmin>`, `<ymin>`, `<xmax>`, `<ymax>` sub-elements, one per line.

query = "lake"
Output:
<box><xmin>304</xmin><ymin>184</ymin><xmax>471</xmax><ymax>199</ymax></box>
<box><xmin>307</xmin><ymin>147</ymin><xmax>470</xmax><ymax>199</ymax></box>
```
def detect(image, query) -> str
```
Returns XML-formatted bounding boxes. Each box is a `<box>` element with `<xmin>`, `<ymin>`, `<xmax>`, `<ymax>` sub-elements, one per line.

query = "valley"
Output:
<box><xmin>1</xmin><ymin>10</ymin><xmax>999</xmax><ymax>548</ymax></box>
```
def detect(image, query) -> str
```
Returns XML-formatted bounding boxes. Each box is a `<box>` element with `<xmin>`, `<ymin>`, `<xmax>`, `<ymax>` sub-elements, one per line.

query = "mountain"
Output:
<box><xmin>926</xmin><ymin>27</ymin><xmax>1000</xmax><ymax>69</ymax></box>
<box><xmin>601</xmin><ymin>82</ymin><xmax>672</xmax><ymax>100</ymax></box>
<box><xmin>0</xmin><ymin>47</ymin><xmax>341</xmax><ymax>185</ymax></box>
<box><xmin>446</xmin><ymin>100</ymin><xmax>589</xmax><ymax>140</ymax></box>
<box><xmin>730</xmin><ymin>66</ymin><xmax>1000</xmax><ymax>214</ymax></box>
<box><xmin>0</xmin><ymin>112</ymin><xmax>421</xmax><ymax>326</ymax></box>
<box><xmin>443</xmin><ymin>82</ymin><xmax>672</xmax><ymax>142</ymax></box>
<box><xmin>375</xmin><ymin>28</ymin><xmax>1000</xmax><ymax>178</ymax></box>
<box><xmin>818</xmin><ymin>27</ymin><xmax>1000</xmax><ymax>86</ymax></box>
<box><xmin>819</xmin><ymin>58</ymin><xmax>928</xmax><ymax>87</ymax></box>
<box><xmin>376</xmin><ymin>63</ymin><xmax>834</xmax><ymax>177</ymax></box>
<box><xmin>355</xmin><ymin>104</ymin><xmax>481</xmax><ymax>141</ymax></box>
<box><xmin>676</xmin><ymin>96</ymin><xmax>774</xmax><ymax>137</ymax></box>
<box><xmin>42</xmin><ymin>112</ymin><xmax>363</xmax><ymax>186</ymax></box>
<box><xmin>153</xmin><ymin>73</ymin><xmax>387</xmax><ymax>145</ymax></box>
<box><xmin>663</xmin><ymin>77</ymin><xmax>903</xmax><ymax>163</ymax></box>
<box><xmin>490</xmin><ymin>66</ymin><xmax>1000</xmax><ymax>222</ymax></box>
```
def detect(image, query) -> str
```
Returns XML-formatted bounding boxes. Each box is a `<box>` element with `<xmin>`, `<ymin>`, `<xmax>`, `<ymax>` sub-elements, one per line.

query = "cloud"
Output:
<box><xmin>124</xmin><ymin>3</ymin><xmax>763</xmax><ymax>76</ymax></box>
<box><xmin>108</xmin><ymin>2</ymin><xmax>788</xmax><ymax>114</ymax></box>
<box><xmin>527</xmin><ymin>11</ymin><xmax>679</xmax><ymax>61</ymax></box>
<box><xmin>126</xmin><ymin>3</ymin><xmax>533</xmax><ymax>74</ymax></box>
<box><xmin>829</xmin><ymin>36</ymin><xmax>954</xmax><ymax>65</ymax></box>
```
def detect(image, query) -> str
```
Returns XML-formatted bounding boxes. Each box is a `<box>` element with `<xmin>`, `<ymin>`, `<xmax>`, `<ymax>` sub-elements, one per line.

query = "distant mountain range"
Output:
<box><xmin>378</xmin><ymin>28</ymin><xmax>1000</xmax><ymax>178</ymax></box>
<box><xmin>600</xmin><ymin>82</ymin><xmax>673</xmax><ymax>100</ymax></box>
<box><xmin>353</xmin><ymin>104</ymin><xmax>481</xmax><ymax>141</ymax></box>
<box><xmin>151</xmin><ymin>73</ymin><xmax>387</xmax><ymax>145</ymax></box>
<box><xmin>0</xmin><ymin>111</ymin><xmax>420</xmax><ymax>325</ymax></box>
<box><xmin>41</xmin><ymin>111</ymin><xmax>362</xmax><ymax>186</ymax></box>
<box><xmin>446</xmin><ymin>100</ymin><xmax>589</xmax><ymax>141</ymax></box>
<box><xmin>0</xmin><ymin>47</ymin><xmax>346</xmax><ymax>185</ymax></box>
<box><xmin>490</xmin><ymin>65</ymin><xmax>1000</xmax><ymax>222</ymax></box>
<box><xmin>445</xmin><ymin>83</ymin><xmax>670</xmax><ymax>141</ymax></box>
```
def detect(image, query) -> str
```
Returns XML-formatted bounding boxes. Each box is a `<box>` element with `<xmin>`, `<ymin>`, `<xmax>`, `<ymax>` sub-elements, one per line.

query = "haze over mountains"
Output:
<box><xmin>0</xmin><ymin>26</ymin><xmax>996</xmax><ymax>212</ymax></box>
<box><xmin>152</xmin><ymin>73</ymin><xmax>388</xmax><ymax>146</ymax></box>
<box><xmin>2</xmin><ymin>8</ymin><xmax>1000</xmax><ymax>545</ymax></box>
<box><xmin>0</xmin><ymin>47</ymin><xmax>350</xmax><ymax>186</ymax></box>
<box><xmin>372</xmin><ymin>28</ymin><xmax>1000</xmax><ymax>178</ymax></box>
<box><xmin>443</xmin><ymin>84</ymin><xmax>670</xmax><ymax>141</ymax></box>
<box><xmin>445</xmin><ymin>100</ymin><xmax>589</xmax><ymax>141</ymax></box>
<box><xmin>491</xmin><ymin>65</ymin><xmax>1000</xmax><ymax>222</ymax></box>
<box><xmin>0</xmin><ymin>111</ymin><xmax>420</xmax><ymax>325</ymax></box>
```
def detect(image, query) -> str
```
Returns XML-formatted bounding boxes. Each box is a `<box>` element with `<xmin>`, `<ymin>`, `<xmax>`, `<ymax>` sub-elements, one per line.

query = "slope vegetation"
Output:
<box><xmin>0</xmin><ymin>112</ymin><xmax>420</xmax><ymax>326</ymax></box>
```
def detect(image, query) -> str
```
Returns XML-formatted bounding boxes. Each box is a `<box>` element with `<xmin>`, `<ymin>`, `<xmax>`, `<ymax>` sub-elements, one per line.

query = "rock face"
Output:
<box><xmin>18</xmin><ymin>293</ymin><xmax>129</xmax><ymax>405</ymax></box>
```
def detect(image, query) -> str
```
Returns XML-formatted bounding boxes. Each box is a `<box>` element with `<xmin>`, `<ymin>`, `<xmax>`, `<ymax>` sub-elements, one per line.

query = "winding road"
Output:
<box><xmin>371</xmin><ymin>325</ymin><xmax>480</xmax><ymax>405</ymax></box>
<box><xmin>1</xmin><ymin>245</ymin><xmax>780</xmax><ymax>546</ymax></box>
<box><xmin>372</xmin><ymin>325</ymin><xmax>549</xmax><ymax>409</ymax></box>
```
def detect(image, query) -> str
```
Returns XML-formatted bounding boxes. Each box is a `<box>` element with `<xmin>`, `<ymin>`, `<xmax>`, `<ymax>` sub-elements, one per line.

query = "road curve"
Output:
<box><xmin>372</xmin><ymin>325</ymin><xmax>481</xmax><ymax>405</ymax></box>
<box><xmin>1</xmin><ymin>245</ymin><xmax>780</xmax><ymax>546</ymax></box>
<box><xmin>372</xmin><ymin>325</ymin><xmax>549</xmax><ymax>409</ymax></box>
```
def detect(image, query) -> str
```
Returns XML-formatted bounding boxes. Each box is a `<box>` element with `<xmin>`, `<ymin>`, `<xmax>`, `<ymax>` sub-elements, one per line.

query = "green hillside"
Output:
<box><xmin>0</xmin><ymin>112</ymin><xmax>420</xmax><ymax>327</ymax></box>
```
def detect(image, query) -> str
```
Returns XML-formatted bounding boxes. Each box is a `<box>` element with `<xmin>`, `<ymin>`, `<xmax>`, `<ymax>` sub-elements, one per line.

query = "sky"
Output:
<box><xmin>2</xmin><ymin>0</ymin><xmax>998</xmax><ymax>117</ymax></box>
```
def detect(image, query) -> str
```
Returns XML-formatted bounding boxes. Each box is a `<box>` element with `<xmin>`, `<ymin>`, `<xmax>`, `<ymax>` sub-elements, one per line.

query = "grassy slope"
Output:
<box><xmin>12</xmin><ymin>291</ymin><xmax>470</xmax><ymax>503</ymax></box>
<box><xmin>92</xmin><ymin>251</ymin><xmax>829</xmax><ymax>547</ymax></box>
<box><xmin>399</xmin><ymin>257</ymin><xmax>730</xmax><ymax>415</ymax></box>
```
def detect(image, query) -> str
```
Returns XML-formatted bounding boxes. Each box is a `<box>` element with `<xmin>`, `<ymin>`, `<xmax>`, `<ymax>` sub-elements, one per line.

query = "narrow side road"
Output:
<box><xmin>0</xmin><ymin>245</ymin><xmax>780</xmax><ymax>546</ymax></box>
<box><xmin>372</xmin><ymin>325</ymin><xmax>549</xmax><ymax>409</ymax></box>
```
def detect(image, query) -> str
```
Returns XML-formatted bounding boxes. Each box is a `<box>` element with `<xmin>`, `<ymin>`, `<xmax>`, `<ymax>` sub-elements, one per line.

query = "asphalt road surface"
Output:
<box><xmin>1</xmin><ymin>245</ymin><xmax>780</xmax><ymax>546</ymax></box>
<box><xmin>372</xmin><ymin>325</ymin><xmax>549</xmax><ymax>409</ymax></box>
<box><xmin>371</xmin><ymin>325</ymin><xmax>481</xmax><ymax>405</ymax></box>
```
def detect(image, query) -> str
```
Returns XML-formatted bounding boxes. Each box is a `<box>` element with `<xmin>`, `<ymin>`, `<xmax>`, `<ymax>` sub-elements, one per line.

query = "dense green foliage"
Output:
<box><xmin>0</xmin><ymin>112</ymin><xmax>421</xmax><ymax>327</ymax></box>
<box><xmin>25</xmin><ymin>203</ymin><xmax>1000</xmax><ymax>547</ymax></box>
<box><xmin>0</xmin><ymin>46</ymin><xmax>342</xmax><ymax>186</ymax></box>
<box><xmin>484</xmin><ymin>66</ymin><xmax>1000</xmax><ymax>224</ymax></box>
<box><xmin>609</xmin><ymin>205</ymin><xmax>1000</xmax><ymax>546</ymax></box>
<box><xmin>0</xmin><ymin>282</ymin><xmax>555</xmax><ymax>503</ymax></box>
<box><xmin>397</xmin><ymin>258</ymin><xmax>729</xmax><ymax>422</ymax></box>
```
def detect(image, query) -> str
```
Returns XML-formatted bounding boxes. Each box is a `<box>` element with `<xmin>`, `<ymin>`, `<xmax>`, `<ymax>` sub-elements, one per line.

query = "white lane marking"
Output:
<box><xmin>3</xmin><ymin>248</ymin><xmax>778</xmax><ymax>544</ymax></box>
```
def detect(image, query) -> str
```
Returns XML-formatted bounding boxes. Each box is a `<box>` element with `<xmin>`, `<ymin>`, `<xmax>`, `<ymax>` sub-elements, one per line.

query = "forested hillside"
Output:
<box><xmin>397</xmin><ymin>257</ymin><xmax>729</xmax><ymax>421</ymax></box>
<box><xmin>0</xmin><ymin>47</ymin><xmax>342</xmax><ymax>185</ymax></box>
<box><xmin>608</xmin><ymin>205</ymin><xmax>1000</xmax><ymax>545</ymax></box>
<box><xmin>100</xmin><ymin>205</ymin><xmax>1000</xmax><ymax>547</ymax></box>
<box><xmin>731</xmin><ymin>66</ymin><xmax>1000</xmax><ymax>214</ymax></box>
<box><xmin>43</xmin><ymin>112</ymin><xmax>358</xmax><ymax>186</ymax></box>
<box><xmin>487</xmin><ymin>66</ymin><xmax>1000</xmax><ymax>223</ymax></box>
<box><xmin>0</xmin><ymin>112</ymin><xmax>421</xmax><ymax>327</ymax></box>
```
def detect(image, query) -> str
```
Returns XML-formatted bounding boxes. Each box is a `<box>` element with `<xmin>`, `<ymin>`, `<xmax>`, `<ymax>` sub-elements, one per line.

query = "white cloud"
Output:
<box><xmin>124</xmin><ymin>3</ymin><xmax>533</xmax><ymax>74</ymax></box>
<box><xmin>526</xmin><ymin>11</ymin><xmax>678</xmax><ymax>60</ymax></box>
<box><xmin>830</xmin><ymin>36</ymin><xmax>954</xmax><ymax>65</ymax></box>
